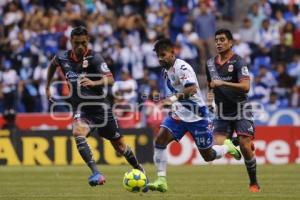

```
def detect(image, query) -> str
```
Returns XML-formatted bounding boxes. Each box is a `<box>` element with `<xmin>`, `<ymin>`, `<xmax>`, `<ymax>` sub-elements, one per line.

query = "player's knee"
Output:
<box><xmin>239</xmin><ymin>136</ymin><xmax>252</xmax><ymax>148</ymax></box>
<box><xmin>73</xmin><ymin>126</ymin><xmax>88</xmax><ymax>137</ymax></box>
<box><xmin>111</xmin><ymin>139</ymin><xmax>126</xmax><ymax>155</ymax></box>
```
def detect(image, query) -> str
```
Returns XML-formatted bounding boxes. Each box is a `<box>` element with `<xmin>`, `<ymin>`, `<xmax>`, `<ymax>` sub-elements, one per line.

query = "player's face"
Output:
<box><xmin>71</xmin><ymin>35</ymin><xmax>89</xmax><ymax>57</ymax></box>
<box><xmin>215</xmin><ymin>34</ymin><xmax>233</xmax><ymax>53</ymax></box>
<box><xmin>156</xmin><ymin>48</ymin><xmax>174</xmax><ymax>69</ymax></box>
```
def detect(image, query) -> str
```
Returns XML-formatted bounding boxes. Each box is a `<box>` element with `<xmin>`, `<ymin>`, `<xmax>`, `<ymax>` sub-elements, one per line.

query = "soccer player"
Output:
<box><xmin>147</xmin><ymin>38</ymin><xmax>241</xmax><ymax>192</ymax></box>
<box><xmin>46</xmin><ymin>26</ymin><xmax>144</xmax><ymax>187</ymax></box>
<box><xmin>206</xmin><ymin>29</ymin><xmax>260</xmax><ymax>192</ymax></box>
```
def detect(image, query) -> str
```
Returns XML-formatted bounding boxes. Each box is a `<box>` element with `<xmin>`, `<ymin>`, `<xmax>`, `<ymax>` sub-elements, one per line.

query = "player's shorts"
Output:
<box><xmin>160</xmin><ymin>116</ymin><xmax>213</xmax><ymax>149</ymax></box>
<box><xmin>213</xmin><ymin>118</ymin><xmax>255</xmax><ymax>138</ymax></box>
<box><xmin>73</xmin><ymin>111</ymin><xmax>121</xmax><ymax>141</ymax></box>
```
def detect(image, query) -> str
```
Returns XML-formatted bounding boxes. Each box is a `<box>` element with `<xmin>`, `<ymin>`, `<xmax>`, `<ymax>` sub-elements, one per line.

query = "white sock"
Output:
<box><xmin>212</xmin><ymin>145</ymin><xmax>229</xmax><ymax>159</ymax></box>
<box><xmin>154</xmin><ymin>146</ymin><xmax>167</xmax><ymax>177</ymax></box>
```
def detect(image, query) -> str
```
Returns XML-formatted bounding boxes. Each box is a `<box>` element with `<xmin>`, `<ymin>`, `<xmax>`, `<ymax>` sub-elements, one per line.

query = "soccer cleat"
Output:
<box><xmin>224</xmin><ymin>139</ymin><xmax>242</xmax><ymax>160</ymax></box>
<box><xmin>88</xmin><ymin>172</ymin><xmax>106</xmax><ymax>186</ymax></box>
<box><xmin>249</xmin><ymin>184</ymin><xmax>260</xmax><ymax>193</ymax></box>
<box><xmin>148</xmin><ymin>176</ymin><xmax>168</xmax><ymax>193</ymax></box>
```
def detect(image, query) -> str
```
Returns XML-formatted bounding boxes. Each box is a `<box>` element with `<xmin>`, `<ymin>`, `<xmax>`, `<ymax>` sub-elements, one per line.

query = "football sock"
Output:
<box><xmin>154</xmin><ymin>144</ymin><xmax>167</xmax><ymax>177</ymax></box>
<box><xmin>123</xmin><ymin>145</ymin><xmax>140</xmax><ymax>169</ymax></box>
<box><xmin>75</xmin><ymin>136</ymin><xmax>98</xmax><ymax>174</ymax></box>
<box><xmin>212</xmin><ymin>145</ymin><xmax>229</xmax><ymax>159</ymax></box>
<box><xmin>245</xmin><ymin>157</ymin><xmax>258</xmax><ymax>185</ymax></box>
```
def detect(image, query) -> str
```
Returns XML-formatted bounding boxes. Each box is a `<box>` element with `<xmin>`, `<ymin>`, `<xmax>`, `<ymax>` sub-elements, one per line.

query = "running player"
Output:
<box><xmin>206</xmin><ymin>29</ymin><xmax>260</xmax><ymax>192</ymax></box>
<box><xmin>148</xmin><ymin>38</ymin><xmax>241</xmax><ymax>192</ymax></box>
<box><xmin>46</xmin><ymin>26</ymin><xmax>145</xmax><ymax>187</ymax></box>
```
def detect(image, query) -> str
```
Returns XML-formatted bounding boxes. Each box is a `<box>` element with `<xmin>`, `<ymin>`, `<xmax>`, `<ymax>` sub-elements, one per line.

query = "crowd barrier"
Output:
<box><xmin>0</xmin><ymin>126</ymin><xmax>299</xmax><ymax>165</ymax></box>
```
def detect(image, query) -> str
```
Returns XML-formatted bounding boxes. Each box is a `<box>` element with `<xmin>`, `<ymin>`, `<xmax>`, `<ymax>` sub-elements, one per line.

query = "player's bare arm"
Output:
<box><xmin>163</xmin><ymin>84</ymin><xmax>197</xmax><ymax>105</ymax></box>
<box><xmin>210</xmin><ymin>79</ymin><xmax>250</xmax><ymax>92</ymax></box>
<box><xmin>45</xmin><ymin>58</ymin><xmax>58</xmax><ymax>102</ymax></box>
<box><xmin>79</xmin><ymin>75</ymin><xmax>114</xmax><ymax>87</ymax></box>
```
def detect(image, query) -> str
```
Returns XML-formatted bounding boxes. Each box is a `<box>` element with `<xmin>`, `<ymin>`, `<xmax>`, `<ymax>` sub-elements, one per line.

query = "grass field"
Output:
<box><xmin>0</xmin><ymin>164</ymin><xmax>299</xmax><ymax>200</ymax></box>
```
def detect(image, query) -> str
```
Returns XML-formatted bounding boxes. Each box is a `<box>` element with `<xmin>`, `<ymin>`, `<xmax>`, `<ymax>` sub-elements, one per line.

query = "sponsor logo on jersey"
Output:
<box><xmin>242</xmin><ymin>66</ymin><xmax>249</xmax><ymax>76</ymax></box>
<box><xmin>82</xmin><ymin>59</ymin><xmax>89</xmax><ymax>68</ymax></box>
<box><xmin>248</xmin><ymin>126</ymin><xmax>254</xmax><ymax>132</ymax></box>
<box><xmin>100</xmin><ymin>62</ymin><xmax>110</xmax><ymax>72</ymax></box>
<box><xmin>66</xmin><ymin>71</ymin><xmax>79</xmax><ymax>80</ymax></box>
<box><xmin>228</xmin><ymin>64</ymin><xmax>234</xmax><ymax>72</ymax></box>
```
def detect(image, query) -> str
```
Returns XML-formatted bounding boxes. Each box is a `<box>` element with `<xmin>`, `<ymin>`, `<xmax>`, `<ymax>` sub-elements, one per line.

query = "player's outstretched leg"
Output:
<box><xmin>224</xmin><ymin>139</ymin><xmax>242</xmax><ymax>160</ymax></box>
<box><xmin>73</xmin><ymin>119</ymin><xmax>105</xmax><ymax>186</ymax></box>
<box><xmin>239</xmin><ymin>136</ymin><xmax>260</xmax><ymax>192</ymax></box>
<box><xmin>148</xmin><ymin>126</ymin><xmax>174</xmax><ymax>193</ymax></box>
<box><xmin>75</xmin><ymin>135</ymin><xmax>105</xmax><ymax>186</ymax></box>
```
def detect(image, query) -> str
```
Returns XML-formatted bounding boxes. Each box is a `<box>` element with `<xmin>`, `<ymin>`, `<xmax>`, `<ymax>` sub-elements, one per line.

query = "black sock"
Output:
<box><xmin>245</xmin><ymin>157</ymin><xmax>258</xmax><ymax>185</ymax></box>
<box><xmin>75</xmin><ymin>136</ymin><xmax>98</xmax><ymax>174</ymax></box>
<box><xmin>123</xmin><ymin>146</ymin><xmax>140</xmax><ymax>169</ymax></box>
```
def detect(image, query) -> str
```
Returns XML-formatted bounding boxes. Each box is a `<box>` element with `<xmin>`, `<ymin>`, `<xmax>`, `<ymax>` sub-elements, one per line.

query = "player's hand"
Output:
<box><xmin>210</xmin><ymin>80</ymin><xmax>224</xmax><ymax>88</ymax></box>
<box><xmin>160</xmin><ymin>98</ymin><xmax>172</xmax><ymax>107</ymax></box>
<box><xmin>79</xmin><ymin>77</ymin><xmax>96</xmax><ymax>87</ymax></box>
<box><xmin>46</xmin><ymin>87</ymin><xmax>54</xmax><ymax>103</ymax></box>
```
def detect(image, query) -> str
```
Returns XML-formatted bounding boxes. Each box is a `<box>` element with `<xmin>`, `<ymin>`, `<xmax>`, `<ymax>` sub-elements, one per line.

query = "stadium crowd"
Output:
<box><xmin>0</xmin><ymin>0</ymin><xmax>300</xmax><ymax>128</ymax></box>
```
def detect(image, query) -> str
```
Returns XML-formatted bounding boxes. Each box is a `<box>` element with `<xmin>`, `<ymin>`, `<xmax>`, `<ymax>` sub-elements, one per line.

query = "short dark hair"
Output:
<box><xmin>215</xmin><ymin>28</ymin><xmax>233</xmax><ymax>40</ymax></box>
<box><xmin>71</xmin><ymin>26</ymin><xmax>88</xmax><ymax>38</ymax></box>
<box><xmin>153</xmin><ymin>38</ymin><xmax>173</xmax><ymax>53</ymax></box>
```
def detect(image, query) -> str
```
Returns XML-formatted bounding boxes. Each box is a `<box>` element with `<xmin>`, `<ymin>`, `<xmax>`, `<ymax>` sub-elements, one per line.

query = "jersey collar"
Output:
<box><xmin>70</xmin><ymin>49</ymin><xmax>90</xmax><ymax>62</ymax></box>
<box><xmin>216</xmin><ymin>52</ymin><xmax>235</xmax><ymax>66</ymax></box>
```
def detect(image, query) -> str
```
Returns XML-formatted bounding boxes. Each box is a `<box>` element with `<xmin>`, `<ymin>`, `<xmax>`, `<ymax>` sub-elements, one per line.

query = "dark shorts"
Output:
<box><xmin>73</xmin><ymin>111</ymin><xmax>121</xmax><ymax>140</ymax></box>
<box><xmin>213</xmin><ymin>118</ymin><xmax>255</xmax><ymax>138</ymax></box>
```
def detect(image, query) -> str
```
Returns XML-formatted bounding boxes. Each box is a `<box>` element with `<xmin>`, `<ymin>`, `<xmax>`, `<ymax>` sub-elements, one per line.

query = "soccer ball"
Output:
<box><xmin>123</xmin><ymin>169</ymin><xmax>148</xmax><ymax>192</ymax></box>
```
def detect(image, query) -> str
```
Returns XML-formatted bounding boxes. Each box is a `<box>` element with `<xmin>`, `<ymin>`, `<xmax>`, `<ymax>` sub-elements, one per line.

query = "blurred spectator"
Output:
<box><xmin>254</xmin><ymin>19</ymin><xmax>280</xmax><ymax>56</ymax></box>
<box><xmin>248</xmin><ymin>2</ymin><xmax>266</xmax><ymax>30</ymax></box>
<box><xmin>0</xmin><ymin>60</ymin><xmax>19</xmax><ymax>111</ymax></box>
<box><xmin>258</xmin><ymin>66</ymin><xmax>277</xmax><ymax>88</ymax></box>
<box><xmin>33</xmin><ymin>55</ymin><xmax>51</xmax><ymax>112</ymax></box>
<box><xmin>176</xmin><ymin>22</ymin><xmax>203</xmax><ymax>73</ymax></box>
<box><xmin>282</xmin><ymin>21</ymin><xmax>295</xmax><ymax>47</ymax></box>
<box><xmin>270</xmin><ymin>35</ymin><xmax>294</xmax><ymax>64</ymax></box>
<box><xmin>289</xmin><ymin>86</ymin><xmax>300</xmax><ymax>107</ymax></box>
<box><xmin>264</xmin><ymin>91</ymin><xmax>285</xmax><ymax>111</ymax></box>
<box><xmin>274</xmin><ymin>63</ymin><xmax>296</xmax><ymax>106</ymax></box>
<box><xmin>19</xmin><ymin>57</ymin><xmax>38</xmax><ymax>112</ymax></box>
<box><xmin>250</xmin><ymin>75</ymin><xmax>270</xmax><ymax>104</ymax></box>
<box><xmin>259</xmin><ymin>0</ymin><xmax>272</xmax><ymax>17</ymax></box>
<box><xmin>232</xmin><ymin>33</ymin><xmax>252</xmax><ymax>64</ymax></box>
<box><xmin>272</xmin><ymin>9</ymin><xmax>286</xmax><ymax>31</ymax></box>
<box><xmin>141</xmin><ymin>30</ymin><xmax>161</xmax><ymax>82</ymax></box>
<box><xmin>216</xmin><ymin>0</ymin><xmax>236</xmax><ymax>22</ymax></box>
<box><xmin>193</xmin><ymin>1</ymin><xmax>216</xmax><ymax>62</ymax></box>
<box><xmin>112</xmin><ymin>70</ymin><xmax>138</xmax><ymax>105</ymax></box>
<box><xmin>238</xmin><ymin>18</ymin><xmax>257</xmax><ymax>45</ymax></box>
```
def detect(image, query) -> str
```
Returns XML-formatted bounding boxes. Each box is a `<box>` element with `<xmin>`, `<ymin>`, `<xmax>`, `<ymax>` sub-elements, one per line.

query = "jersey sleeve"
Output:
<box><xmin>178</xmin><ymin>64</ymin><xmax>196</xmax><ymax>87</ymax></box>
<box><xmin>49</xmin><ymin>55</ymin><xmax>61</xmax><ymax>69</ymax></box>
<box><xmin>205</xmin><ymin>63</ymin><xmax>212</xmax><ymax>83</ymax></box>
<box><xmin>93</xmin><ymin>53</ymin><xmax>112</xmax><ymax>77</ymax></box>
<box><xmin>236</xmin><ymin>58</ymin><xmax>250</xmax><ymax>81</ymax></box>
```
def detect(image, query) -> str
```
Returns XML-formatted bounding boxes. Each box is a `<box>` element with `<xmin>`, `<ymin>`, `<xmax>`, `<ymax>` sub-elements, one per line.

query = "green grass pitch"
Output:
<box><xmin>0</xmin><ymin>164</ymin><xmax>299</xmax><ymax>200</ymax></box>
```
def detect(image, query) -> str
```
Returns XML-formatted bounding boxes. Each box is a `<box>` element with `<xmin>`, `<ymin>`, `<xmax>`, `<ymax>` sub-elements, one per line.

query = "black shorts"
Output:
<box><xmin>73</xmin><ymin>111</ymin><xmax>121</xmax><ymax>141</ymax></box>
<box><xmin>213</xmin><ymin>118</ymin><xmax>255</xmax><ymax>138</ymax></box>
